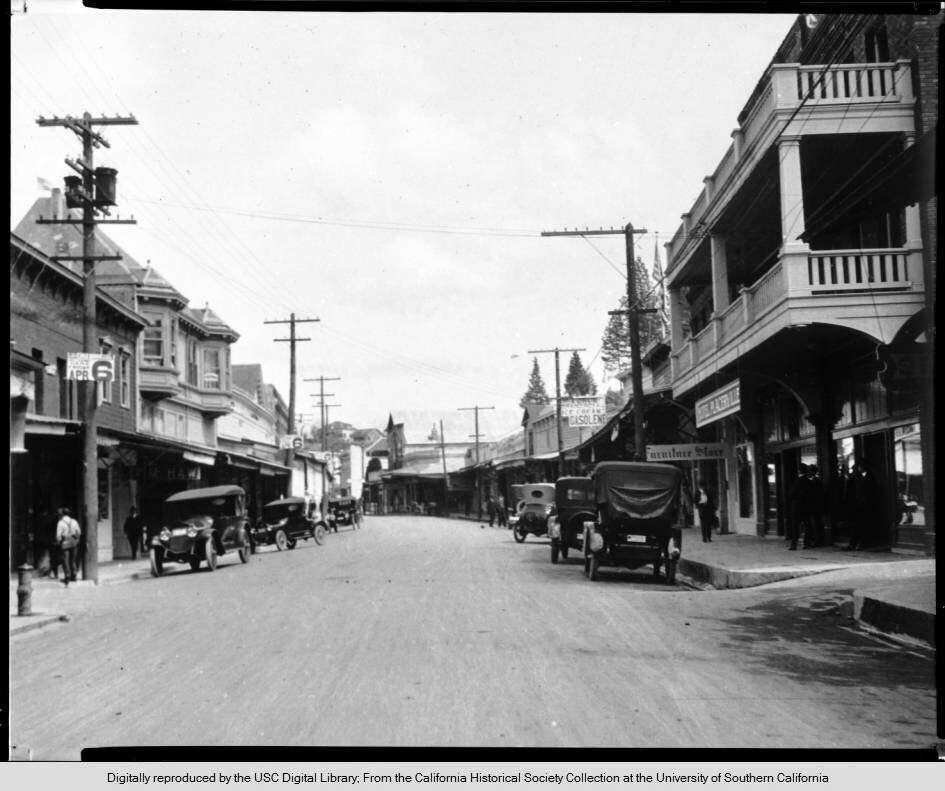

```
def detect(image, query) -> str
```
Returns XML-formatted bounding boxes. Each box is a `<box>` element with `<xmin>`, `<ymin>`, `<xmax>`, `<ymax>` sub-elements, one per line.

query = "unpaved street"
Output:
<box><xmin>11</xmin><ymin>516</ymin><xmax>936</xmax><ymax>758</ymax></box>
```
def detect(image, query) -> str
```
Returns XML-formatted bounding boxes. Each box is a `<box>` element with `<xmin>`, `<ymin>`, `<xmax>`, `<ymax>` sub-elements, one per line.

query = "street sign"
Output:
<box><xmin>563</xmin><ymin>397</ymin><xmax>605</xmax><ymax>427</ymax></box>
<box><xmin>695</xmin><ymin>379</ymin><xmax>740</xmax><ymax>427</ymax></box>
<box><xmin>646</xmin><ymin>443</ymin><xmax>725</xmax><ymax>462</ymax></box>
<box><xmin>66</xmin><ymin>352</ymin><xmax>114</xmax><ymax>384</ymax></box>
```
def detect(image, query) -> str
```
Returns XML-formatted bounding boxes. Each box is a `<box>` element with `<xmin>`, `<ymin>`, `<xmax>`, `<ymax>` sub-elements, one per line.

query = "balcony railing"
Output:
<box><xmin>673</xmin><ymin>247</ymin><xmax>920</xmax><ymax>382</ymax></box>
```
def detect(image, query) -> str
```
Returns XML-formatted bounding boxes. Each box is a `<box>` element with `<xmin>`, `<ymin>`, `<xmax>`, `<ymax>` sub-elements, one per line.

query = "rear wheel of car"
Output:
<box><xmin>238</xmin><ymin>536</ymin><xmax>251</xmax><ymax>564</ymax></box>
<box><xmin>286</xmin><ymin>538</ymin><xmax>297</xmax><ymax>550</ymax></box>
<box><xmin>274</xmin><ymin>529</ymin><xmax>288</xmax><ymax>551</ymax></box>
<box><xmin>551</xmin><ymin>538</ymin><xmax>560</xmax><ymax>564</ymax></box>
<box><xmin>588</xmin><ymin>553</ymin><xmax>600</xmax><ymax>581</ymax></box>
<box><xmin>149</xmin><ymin>547</ymin><xmax>164</xmax><ymax>578</ymax></box>
<box><xmin>313</xmin><ymin>523</ymin><xmax>326</xmax><ymax>545</ymax></box>
<box><xmin>513</xmin><ymin>523</ymin><xmax>527</xmax><ymax>543</ymax></box>
<box><xmin>204</xmin><ymin>539</ymin><xmax>218</xmax><ymax>571</ymax></box>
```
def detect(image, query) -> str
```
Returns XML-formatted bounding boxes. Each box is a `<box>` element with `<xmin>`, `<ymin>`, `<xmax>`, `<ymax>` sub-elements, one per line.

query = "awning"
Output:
<box><xmin>25</xmin><ymin>415</ymin><xmax>81</xmax><ymax>436</ymax></box>
<box><xmin>183</xmin><ymin>450</ymin><xmax>217</xmax><ymax>466</ymax></box>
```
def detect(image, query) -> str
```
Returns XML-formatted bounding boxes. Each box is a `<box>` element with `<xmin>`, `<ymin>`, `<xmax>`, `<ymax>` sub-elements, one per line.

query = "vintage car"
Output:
<box><xmin>150</xmin><ymin>485</ymin><xmax>252</xmax><ymax>577</ymax></box>
<box><xmin>547</xmin><ymin>476</ymin><xmax>595</xmax><ymax>564</ymax></box>
<box><xmin>512</xmin><ymin>483</ymin><xmax>556</xmax><ymax>543</ymax></box>
<box><xmin>583</xmin><ymin>462</ymin><xmax>683</xmax><ymax>584</ymax></box>
<box><xmin>251</xmin><ymin>496</ymin><xmax>328</xmax><ymax>551</ymax></box>
<box><xmin>328</xmin><ymin>496</ymin><xmax>360</xmax><ymax>531</ymax></box>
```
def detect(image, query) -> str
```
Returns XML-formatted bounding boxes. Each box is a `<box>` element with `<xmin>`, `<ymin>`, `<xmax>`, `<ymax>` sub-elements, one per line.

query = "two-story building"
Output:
<box><xmin>10</xmin><ymin>231</ymin><xmax>147</xmax><ymax>569</ymax></box>
<box><xmin>663</xmin><ymin>13</ymin><xmax>936</xmax><ymax>551</ymax></box>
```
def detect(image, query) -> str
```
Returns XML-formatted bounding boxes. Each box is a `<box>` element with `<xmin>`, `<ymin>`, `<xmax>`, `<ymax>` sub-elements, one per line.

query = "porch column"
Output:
<box><xmin>710</xmin><ymin>232</ymin><xmax>730</xmax><ymax>313</ymax></box>
<box><xmin>668</xmin><ymin>287</ymin><xmax>686</xmax><ymax>350</ymax></box>
<box><xmin>902</xmin><ymin>133</ymin><xmax>924</xmax><ymax>254</ymax></box>
<box><xmin>777</xmin><ymin>136</ymin><xmax>810</xmax><ymax>254</ymax></box>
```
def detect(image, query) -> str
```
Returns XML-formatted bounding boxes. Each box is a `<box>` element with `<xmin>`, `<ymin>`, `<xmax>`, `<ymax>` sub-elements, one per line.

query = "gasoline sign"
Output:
<box><xmin>66</xmin><ymin>353</ymin><xmax>114</xmax><ymax>384</ymax></box>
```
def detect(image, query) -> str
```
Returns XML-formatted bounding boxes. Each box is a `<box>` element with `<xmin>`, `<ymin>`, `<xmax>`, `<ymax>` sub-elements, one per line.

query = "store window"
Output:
<box><xmin>893</xmin><ymin>424</ymin><xmax>923</xmax><ymax>527</ymax></box>
<box><xmin>119</xmin><ymin>352</ymin><xmax>131</xmax><ymax>408</ymax></box>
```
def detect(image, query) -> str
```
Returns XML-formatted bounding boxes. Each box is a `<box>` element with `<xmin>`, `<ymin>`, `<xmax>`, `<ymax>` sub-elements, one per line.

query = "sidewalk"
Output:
<box><xmin>11</xmin><ymin>523</ymin><xmax>936</xmax><ymax>647</ymax></box>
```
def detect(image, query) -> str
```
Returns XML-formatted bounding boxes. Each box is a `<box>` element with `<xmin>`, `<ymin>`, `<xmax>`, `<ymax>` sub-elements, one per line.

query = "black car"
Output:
<box><xmin>583</xmin><ymin>462</ymin><xmax>683</xmax><ymax>583</ymax></box>
<box><xmin>150</xmin><ymin>485</ymin><xmax>252</xmax><ymax>577</ymax></box>
<box><xmin>251</xmin><ymin>497</ymin><xmax>328</xmax><ymax>551</ymax></box>
<box><xmin>328</xmin><ymin>497</ymin><xmax>360</xmax><ymax>531</ymax></box>
<box><xmin>547</xmin><ymin>476</ymin><xmax>595</xmax><ymax>564</ymax></box>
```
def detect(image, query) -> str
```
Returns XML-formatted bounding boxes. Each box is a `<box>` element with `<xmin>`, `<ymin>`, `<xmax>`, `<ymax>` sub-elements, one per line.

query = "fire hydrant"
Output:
<box><xmin>17</xmin><ymin>564</ymin><xmax>33</xmax><ymax>616</ymax></box>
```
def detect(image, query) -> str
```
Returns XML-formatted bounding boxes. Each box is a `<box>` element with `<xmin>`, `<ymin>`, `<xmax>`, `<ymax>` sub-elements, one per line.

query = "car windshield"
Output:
<box><xmin>165</xmin><ymin>496</ymin><xmax>238</xmax><ymax>523</ymax></box>
<box><xmin>562</xmin><ymin>487</ymin><xmax>594</xmax><ymax>505</ymax></box>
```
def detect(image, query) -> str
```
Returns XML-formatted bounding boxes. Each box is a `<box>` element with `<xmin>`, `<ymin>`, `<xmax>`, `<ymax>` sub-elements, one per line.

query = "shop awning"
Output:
<box><xmin>25</xmin><ymin>414</ymin><xmax>81</xmax><ymax>436</ymax></box>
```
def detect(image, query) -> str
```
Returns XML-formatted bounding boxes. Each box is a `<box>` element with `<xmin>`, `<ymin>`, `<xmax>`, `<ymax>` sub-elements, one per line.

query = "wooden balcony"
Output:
<box><xmin>138</xmin><ymin>365</ymin><xmax>181</xmax><ymax>400</ymax></box>
<box><xmin>671</xmin><ymin>247</ymin><xmax>925</xmax><ymax>396</ymax></box>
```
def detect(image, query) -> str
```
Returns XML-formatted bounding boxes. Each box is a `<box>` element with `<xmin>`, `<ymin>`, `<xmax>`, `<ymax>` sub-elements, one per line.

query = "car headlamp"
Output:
<box><xmin>186</xmin><ymin>526</ymin><xmax>198</xmax><ymax>538</ymax></box>
<box><xmin>159</xmin><ymin>528</ymin><xmax>171</xmax><ymax>542</ymax></box>
<box><xmin>589</xmin><ymin>531</ymin><xmax>604</xmax><ymax>552</ymax></box>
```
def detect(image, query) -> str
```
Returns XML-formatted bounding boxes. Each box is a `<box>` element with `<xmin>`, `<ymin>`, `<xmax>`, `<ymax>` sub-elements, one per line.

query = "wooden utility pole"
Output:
<box><xmin>542</xmin><ymin>224</ymin><xmax>649</xmax><ymax>458</ymax></box>
<box><xmin>458</xmin><ymin>405</ymin><xmax>494</xmax><ymax>520</ymax></box>
<box><xmin>265</xmin><ymin>313</ymin><xmax>319</xmax><ymax>435</ymax></box>
<box><xmin>305</xmin><ymin>375</ymin><xmax>341</xmax><ymax>451</ymax></box>
<box><xmin>439</xmin><ymin>419</ymin><xmax>449</xmax><ymax>516</ymax></box>
<box><xmin>527</xmin><ymin>346</ymin><xmax>586</xmax><ymax>471</ymax></box>
<box><xmin>36</xmin><ymin>112</ymin><xmax>138</xmax><ymax>584</ymax></box>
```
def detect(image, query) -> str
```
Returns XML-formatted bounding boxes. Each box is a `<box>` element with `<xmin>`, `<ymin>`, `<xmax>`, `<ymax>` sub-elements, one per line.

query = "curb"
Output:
<box><xmin>678</xmin><ymin>558</ymin><xmax>826</xmax><ymax>589</ymax></box>
<box><xmin>853</xmin><ymin>592</ymin><xmax>935</xmax><ymax>646</ymax></box>
<box><xmin>10</xmin><ymin>613</ymin><xmax>68</xmax><ymax>636</ymax></box>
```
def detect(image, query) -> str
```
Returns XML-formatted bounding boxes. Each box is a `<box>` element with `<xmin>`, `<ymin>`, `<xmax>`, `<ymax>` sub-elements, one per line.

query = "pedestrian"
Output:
<box><xmin>123</xmin><ymin>506</ymin><xmax>144</xmax><ymax>560</ymax></box>
<box><xmin>56</xmin><ymin>507</ymin><xmax>81</xmax><ymax>585</ymax></box>
<box><xmin>497</xmin><ymin>495</ymin><xmax>507</xmax><ymax>528</ymax></box>
<box><xmin>803</xmin><ymin>465</ymin><xmax>826</xmax><ymax>548</ymax></box>
<box><xmin>486</xmin><ymin>495</ymin><xmax>497</xmax><ymax>527</ymax></box>
<box><xmin>786</xmin><ymin>464</ymin><xmax>812</xmax><ymax>551</ymax></box>
<box><xmin>846</xmin><ymin>459</ymin><xmax>884</xmax><ymax>551</ymax></box>
<box><xmin>695</xmin><ymin>481</ymin><xmax>716</xmax><ymax>543</ymax></box>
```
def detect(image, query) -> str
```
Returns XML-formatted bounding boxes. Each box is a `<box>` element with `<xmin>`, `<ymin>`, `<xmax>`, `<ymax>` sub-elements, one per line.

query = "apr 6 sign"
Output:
<box><xmin>66</xmin><ymin>353</ymin><xmax>114</xmax><ymax>384</ymax></box>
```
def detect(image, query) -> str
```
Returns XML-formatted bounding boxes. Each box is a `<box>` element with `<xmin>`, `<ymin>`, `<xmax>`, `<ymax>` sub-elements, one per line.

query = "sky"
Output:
<box><xmin>10</xmin><ymin>2</ymin><xmax>798</xmax><ymax>440</ymax></box>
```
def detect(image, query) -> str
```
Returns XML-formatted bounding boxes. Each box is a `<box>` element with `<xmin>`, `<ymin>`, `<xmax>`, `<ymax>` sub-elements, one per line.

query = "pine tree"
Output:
<box><xmin>564</xmin><ymin>351</ymin><xmax>598</xmax><ymax>397</ymax></box>
<box><xmin>600</xmin><ymin>256</ymin><xmax>666</xmax><ymax>375</ymax></box>
<box><xmin>520</xmin><ymin>357</ymin><xmax>550</xmax><ymax>408</ymax></box>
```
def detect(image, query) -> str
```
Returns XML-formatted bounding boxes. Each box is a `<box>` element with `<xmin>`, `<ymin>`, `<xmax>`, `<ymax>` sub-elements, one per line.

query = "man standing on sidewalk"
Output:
<box><xmin>123</xmin><ymin>506</ymin><xmax>144</xmax><ymax>560</ymax></box>
<box><xmin>56</xmin><ymin>508</ymin><xmax>81</xmax><ymax>585</ymax></box>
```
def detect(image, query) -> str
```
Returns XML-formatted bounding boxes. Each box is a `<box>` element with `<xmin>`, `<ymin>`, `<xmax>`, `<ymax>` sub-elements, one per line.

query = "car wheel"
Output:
<box><xmin>286</xmin><ymin>538</ymin><xmax>297</xmax><ymax>550</ymax></box>
<box><xmin>583</xmin><ymin>549</ymin><xmax>591</xmax><ymax>577</ymax></box>
<box><xmin>204</xmin><ymin>539</ymin><xmax>218</xmax><ymax>571</ymax></box>
<box><xmin>513</xmin><ymin>523</ymin><xmax>527</xmax><ymax>543</ymax></box>
<box><xmin>274</xmin><ymin>529</ymin><xmax>288</xmax><ymax>551</ymax></box>
<box><xmin>588</xmin><ymin>553</ymin><xmax>600</xmax><ymax>581</ymax></box>
<box><xmin>238</xmin><ymin>536</ymin><xmax>251</xmax><ymax>564</ymax></box>
<box><xmin>551</xmin><ymin>539</ymin><xmax>560</xmax><ymax>564</ymax></box>
<box><xmin>313</xmin><ymin>523</ymin><xmax>326</xmax><ymax>545</ymax></box>
<box><xmin>149</xmin><ymin>547</ymin><xmax>164</xmax><ymax>578</ymax></box>
<box><xmin>665</xmin><ymin>558</ymin><xmax>677</xmax><ymax>585</ymax></box>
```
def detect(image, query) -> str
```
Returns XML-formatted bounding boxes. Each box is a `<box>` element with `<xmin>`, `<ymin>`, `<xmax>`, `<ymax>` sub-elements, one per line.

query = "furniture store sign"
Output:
<box><xmin>695</xmin><ymin>379</ymin><xmax>741</xmax><ymax>427</ymax></box>
<box><xmin>646</xmin><ymin>443</ymin><xmax>725</xmax><ymax>462</ymax></box>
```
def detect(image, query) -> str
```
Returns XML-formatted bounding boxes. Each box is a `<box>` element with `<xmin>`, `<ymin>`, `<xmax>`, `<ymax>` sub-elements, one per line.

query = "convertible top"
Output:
<box><xmin>263</xmin><ymin>496</ymin><xmax>306</xmax><ymax>508</ymax></box>
<box><xmin>592</xmin><ymin>462</ymin><xmax>682</xmax><ymax>521</ymax></box>
<box><xmin>165</xmin><ymin>485</ymin><xmax>245</xmax><ymax>503</ymax></box>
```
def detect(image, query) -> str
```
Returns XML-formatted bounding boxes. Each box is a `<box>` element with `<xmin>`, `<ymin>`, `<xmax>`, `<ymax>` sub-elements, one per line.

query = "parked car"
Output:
<box><xmin>512</xmin><ymin>483</ymin><xmax>556</xmax><ymax>543</ymax></box>
<box><xmin>583</xmin><ymin>462</ymin><xmax>683</xmax><ymax>583</ymax></box>
<box><xmin>251</xmin><ymin>497</ymin><xmax>328</xmax><ymax>551</ymax></box>
<box><xmin>547</xmin><ymin>476</ymin><xmax>595</xmax><ymax>564</ymax></box>
<box><xmin>328</xmin><ymin>496</ymin><xmax>360</xmax><ymax>531</ymax></box>
<box><xmin>150</xmin><ymin>485</ymin><xmax>252</xmax><ymax>577</ymax></box>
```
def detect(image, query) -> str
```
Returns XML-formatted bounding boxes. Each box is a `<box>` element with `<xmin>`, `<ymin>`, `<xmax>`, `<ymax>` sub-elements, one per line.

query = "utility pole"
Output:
<box><xmin>265</xmin><ymin>313</ymin><xmax>319</xmax><ymax>435</ymax></box>
<box><xmin>542</xmin><ymin>223</ymin><xmax>650</xmax><ymax>458</ymax></box>
<box><xmin>458</xmin><ymin>405</ymin><xmax>494</xmax><ymax>521</ymax></box>
<box><xmin>36</xmin><ymin>112</ymin><xmax>138</xmax><ymax>584</ymax></box>
<box><xmin>439</xmin><ymin>419</ymin><xmax>449</xmax><ymax>516</ymax></box>
<box><xmin>305</xmin><ymin>375</ymin><xmax>341</xmax><ymax>451</ymax></box>
<box><xmin>527</xmin><ymin>346</ymin><xmax>586</xmax><ymax>472</ymax></box>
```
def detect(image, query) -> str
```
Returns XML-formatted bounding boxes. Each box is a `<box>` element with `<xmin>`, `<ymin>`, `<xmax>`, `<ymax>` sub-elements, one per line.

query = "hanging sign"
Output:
<box><xmin>66</xmin><ymin>353</ymin><xmax>114</xmax><ymax>384</ymax></box>
<box><xmin>562</xmin><ymin>397</ymin><xmax>606</xmax><ymax>427</ymax></box>
<box><xmin>279</xmin><ymin>434</ymin><xmax>304</xmax><ymax>450</ymax></box>
<box><xmin>646</xmin><ymin>443</ymin><xmax>725</xmax><ymax>462</ymax></box>
<box><xmin>695</xmin><ymin>379</ymin><xmax>740</xmax><ymax>427</ymax></box>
